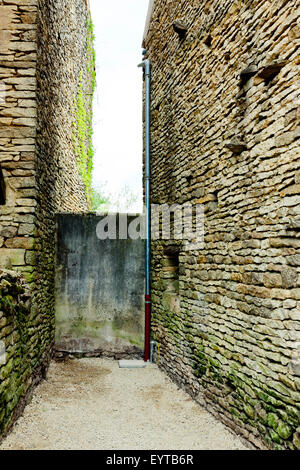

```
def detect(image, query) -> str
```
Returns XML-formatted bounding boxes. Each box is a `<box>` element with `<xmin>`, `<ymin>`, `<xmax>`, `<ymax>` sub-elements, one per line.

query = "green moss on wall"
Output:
<box><xmin>0</xmin><ymin>271</ymin><xmax>31</xmax><ymax>434</ymax></box>
<box><xmin>72</xmin><ymin>14</ymin><xmax>96</xmax><ymax>207</ymax></box>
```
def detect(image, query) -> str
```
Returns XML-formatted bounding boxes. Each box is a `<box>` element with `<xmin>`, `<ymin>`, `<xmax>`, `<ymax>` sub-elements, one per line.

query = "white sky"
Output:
<box><xmin>89</xmin><ymin>0</ymin><xmax>149</xmax><ymax>210</ymax></box>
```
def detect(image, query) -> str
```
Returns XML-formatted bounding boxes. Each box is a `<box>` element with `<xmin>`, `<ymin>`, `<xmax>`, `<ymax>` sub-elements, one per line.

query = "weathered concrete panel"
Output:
<box><xmin>55</xmin><ymin>213</ymin><xmax>145</xmax><ymax>357</ymax></box>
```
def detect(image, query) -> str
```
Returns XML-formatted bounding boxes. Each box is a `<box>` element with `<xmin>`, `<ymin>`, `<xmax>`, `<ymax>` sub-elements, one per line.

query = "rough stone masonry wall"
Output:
<box><xmin>0</xmin><ymin>269</ymin><xmax>48</xmax><ymax>435</ymax></box>
<box><xmin>0</xmin><ymin>0</ymin><xmax>90</xmax><ymax>435</ymax></box>
<box><xmin>144</xmin><ymin>0</ymin><xmax>300</xmax><ymax>449</ymax></box>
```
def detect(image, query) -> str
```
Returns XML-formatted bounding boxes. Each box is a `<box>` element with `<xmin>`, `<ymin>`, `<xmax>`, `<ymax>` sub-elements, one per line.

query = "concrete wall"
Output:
<box><xmin>144</xmin><ymin>0</ymin><xmax>300</xmax><ymax>450</ymax></box>
<box><xmin>55</xmin><ymin>213</ymin><xmax>145</xmax><ymax>358</ymax></box>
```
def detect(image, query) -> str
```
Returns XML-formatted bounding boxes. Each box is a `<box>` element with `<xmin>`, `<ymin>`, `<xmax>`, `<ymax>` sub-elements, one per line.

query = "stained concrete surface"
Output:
<box><xmin>55</xmin><ymin>214</ymin><xmax>145</xmax><ymax>356</ymax></box>
<box><xmin>0</xmin><ymin>358</ymin><xmax>248</xmax><ymax>450</ymax></box>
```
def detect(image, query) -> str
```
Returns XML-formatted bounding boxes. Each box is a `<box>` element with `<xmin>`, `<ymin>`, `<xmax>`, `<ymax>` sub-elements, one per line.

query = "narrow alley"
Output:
<box><xmin>0</xmin><ymin>359</ymin><xmax>247</xmax><ymax>450</ymax></box>
<box><xmin>1</xmin><ymin>0</ymin><xmax>299</xmax><ymax>453</ymax></box>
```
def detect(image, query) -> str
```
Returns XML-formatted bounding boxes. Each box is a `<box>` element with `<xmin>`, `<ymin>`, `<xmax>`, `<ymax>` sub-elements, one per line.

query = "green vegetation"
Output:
<box><xmin>87</xmin><ymin>16</ymin><xmax>96</xmax><ymax>95</ymax></box>
<box><xmin>91</xmin><ymin>184</ymin><xmax>140</xmax><ymax>213</ymax></box>
<box><xmin>72</xmin><ymin>14</ymin><xmax>96</xmax><ymax>207</ymax></box>
<box><xmin>0</xmin><ymin>272</ymin><xmax>30</xmax><ymax>434</ymax></box>
<box><xmin>91</xmin><ymin>184</ymin><xmax>111</xmax><ymax>212</ymax></box>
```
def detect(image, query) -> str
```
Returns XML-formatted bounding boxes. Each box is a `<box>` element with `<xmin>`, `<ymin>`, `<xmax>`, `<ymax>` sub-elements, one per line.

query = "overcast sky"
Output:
<box><xmin>89</xmin><ymin>0</ymin><xmax>149</xmax><ymax>211</ymax></box>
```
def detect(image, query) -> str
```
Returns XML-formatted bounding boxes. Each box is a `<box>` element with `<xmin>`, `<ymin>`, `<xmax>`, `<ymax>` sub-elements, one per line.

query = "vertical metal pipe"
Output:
<box><xmin>139</xmin><ymin>58</ymin><xmax>151</xmax><ymax>362</ymax></box>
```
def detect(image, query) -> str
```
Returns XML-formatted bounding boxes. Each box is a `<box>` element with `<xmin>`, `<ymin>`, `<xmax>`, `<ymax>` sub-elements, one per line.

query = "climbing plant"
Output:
<box><xmin>72</xmin><ymin>14</ymin><xmax>96</xmax><ymax>207</ymax></box>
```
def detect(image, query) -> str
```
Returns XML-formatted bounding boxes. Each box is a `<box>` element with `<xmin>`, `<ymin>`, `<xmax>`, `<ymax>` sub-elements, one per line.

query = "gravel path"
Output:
<box><xmin>0</xmin><ymin>358</ymin><xmax>247</xmax><ymax>450</ymax></box>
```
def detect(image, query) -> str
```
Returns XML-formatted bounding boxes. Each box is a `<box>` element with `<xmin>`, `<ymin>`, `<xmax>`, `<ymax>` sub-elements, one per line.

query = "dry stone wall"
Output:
<box><xmin>0</xmin><ymin>269</ymin><xmax>49</xmax><ymax>436</ymax></box>
<box><xmin>144</xmin><ymin>0</ymin><xmax>300</xmax><ymax>449</ymax></box>
<box><xmin>0</xmin><ymin>0</ymin><xmax>91</xmax><ymax>436</ymax></box>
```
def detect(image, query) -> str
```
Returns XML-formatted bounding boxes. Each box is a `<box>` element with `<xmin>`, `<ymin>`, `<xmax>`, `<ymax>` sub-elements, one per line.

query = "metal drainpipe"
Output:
<box><xmin>138</xmin><ymin>55</ymin><xmax>151</xmax><ymax>362</ymax></box>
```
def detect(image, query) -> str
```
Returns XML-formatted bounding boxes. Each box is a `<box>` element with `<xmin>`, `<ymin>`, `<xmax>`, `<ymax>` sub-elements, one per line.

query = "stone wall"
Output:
<box><xmin>0</xmin><ymin>269</ymin><xmax>51</xmax><ymax>436</ymax></box>
<box><xmin>0</xmin><ymin>0</ymin><xmax>91</xmax><ymax>435</ymax></box>
<box><xmin>55</xmin><ymin>213</ymin><xmax>145</xmax><ymax>359</ymax></box>
<box><xmin>144</xmin><ymin>0</ymin><xmax>300</xmax><ymax>449</ymax></box>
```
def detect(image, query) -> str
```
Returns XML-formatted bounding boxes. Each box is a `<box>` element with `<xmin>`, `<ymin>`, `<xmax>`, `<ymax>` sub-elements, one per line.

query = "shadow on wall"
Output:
<box><xmin>55</xmin><ymin>213</ymin><xmax>145</xmax><ymax>359</ymax></box>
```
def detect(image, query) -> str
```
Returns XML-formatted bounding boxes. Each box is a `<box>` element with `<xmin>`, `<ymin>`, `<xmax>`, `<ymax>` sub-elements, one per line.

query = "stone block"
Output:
<box><xmin>0</xmin><ymin>248</ymin><xmax>25</xmax><ymax>267</ymax></box>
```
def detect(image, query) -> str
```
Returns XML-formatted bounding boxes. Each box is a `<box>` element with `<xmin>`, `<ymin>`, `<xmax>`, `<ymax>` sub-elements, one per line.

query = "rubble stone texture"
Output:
<box><xmin>144</xmin><ymin>0</ymin><xmax>300</xmax><ymax>449</ymax></box>
<box><xmin>0</xmin><ymin>269</ymin><xmax>50</xmax><ymax>435</ymax></box>
<box><xmin>0</xmin><ymin>0</ymin><xmax>90</xmax><ymax>435</ymax></box>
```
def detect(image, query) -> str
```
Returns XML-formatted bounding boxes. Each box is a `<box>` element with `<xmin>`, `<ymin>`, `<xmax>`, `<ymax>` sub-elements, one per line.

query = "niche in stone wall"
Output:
<box><xmin>162</xmin><ymin>246</ymin><xmax>180</xmax><ymax>294</ymax></box>
<box><xmin>258</xmin><ymin>59</ymin><xmax>286</xmax><ymax>86</ymax></box>
<box><xmin>0</xmin><ymin>167</ymin><xmax>5</xmax><ymax>205</ymax></box>
<box><xmin>161</xmin><ymin>246</ymin><xmax>181</xmax><ymax>315</ymax></box>
<box><xmin>203</xmin><ymin>34</ymin><xmax>212</xmax><ymax>48</ymax></box>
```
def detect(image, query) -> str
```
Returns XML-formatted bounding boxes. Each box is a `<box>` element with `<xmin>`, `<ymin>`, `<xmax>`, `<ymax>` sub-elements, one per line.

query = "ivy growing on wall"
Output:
<box><xmin>87</xmin><ymin>17</ymin><xmax>96</xmax><ymax>95</ymax></box>
<box><xmin>72</xmin><ymin>14</ymin><xmax>96</xmax><ymax>207</ymax></box>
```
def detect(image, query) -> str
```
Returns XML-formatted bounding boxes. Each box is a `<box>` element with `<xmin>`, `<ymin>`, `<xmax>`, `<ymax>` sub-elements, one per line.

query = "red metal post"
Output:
<box><xmin>144</xmin><ymin>294</ymin><xmax>151</xmax><ymax>362</ymax></box>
